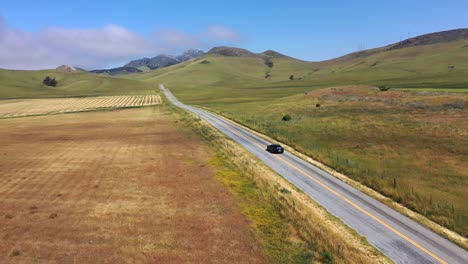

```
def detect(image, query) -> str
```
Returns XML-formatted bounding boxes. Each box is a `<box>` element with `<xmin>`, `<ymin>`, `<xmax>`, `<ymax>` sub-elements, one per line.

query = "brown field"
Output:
<box><xmin>0</xmin><ymin>95</ymin><xmax>161</xmax><ymax>118</ymax></box>
<box><xmin>0</xmin><ymin>107</ymin><xmax>265</xmax><ymax>263</ymax></box>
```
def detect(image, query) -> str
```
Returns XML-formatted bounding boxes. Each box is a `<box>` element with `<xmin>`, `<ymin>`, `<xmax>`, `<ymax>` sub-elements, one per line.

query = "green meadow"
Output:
<box><xmin>209</xmin><ymin>87</ymin><xmax>467</xmax><ymax>236</ymax></box>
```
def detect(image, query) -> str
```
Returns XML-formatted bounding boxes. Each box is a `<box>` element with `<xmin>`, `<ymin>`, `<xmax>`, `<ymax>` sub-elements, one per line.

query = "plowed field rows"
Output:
<box><xmin>0</xmin><ymin>95</ymin><xmax>161</xmax><ymax>118</ymax></box>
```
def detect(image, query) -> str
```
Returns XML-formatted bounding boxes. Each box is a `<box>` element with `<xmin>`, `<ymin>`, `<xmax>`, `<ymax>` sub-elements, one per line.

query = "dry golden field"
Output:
<box><xmin>0</xmin><ymin>95</ymin><xmax>161</xmax><ymax>118</ymax></box>
<box><xmin>0</xmin><ymin>107</ymin><xmax>265</xmax><ymax>263</ymax></box>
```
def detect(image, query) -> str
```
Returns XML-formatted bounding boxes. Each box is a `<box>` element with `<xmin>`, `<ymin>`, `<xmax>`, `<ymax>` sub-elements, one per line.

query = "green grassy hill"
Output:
<box><xmin>127</xmin><ymin>52</ymin><xmax>320</xmax><ymax>105</ymax></box>
<box><xmin>313</xmin><ymin>39</ymin><xmax>468</xmax><ymax>88</ymax></box>
<box><xmin>128</xmin><ymin>37</ymin><xmax>468</xmax><ymax>107</ymax></box>
<box><xmin>0</xmin><ymin>69</ymin><xmax>158</xmax><ymax>99</ymax></box>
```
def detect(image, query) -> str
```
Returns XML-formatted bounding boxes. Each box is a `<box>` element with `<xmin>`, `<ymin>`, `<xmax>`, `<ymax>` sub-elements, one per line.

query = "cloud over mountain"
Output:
<box><xmin>0</xmin><ymin>17</ymin><xmax>242</xmax><ymax>70</ymax></box>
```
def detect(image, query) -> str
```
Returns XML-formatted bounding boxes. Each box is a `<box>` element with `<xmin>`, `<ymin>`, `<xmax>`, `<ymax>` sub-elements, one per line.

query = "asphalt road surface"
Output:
<box><xmin>161</xmin><ymin>84</ymin><xmax>467</xmax><ymax>264</ymax></box>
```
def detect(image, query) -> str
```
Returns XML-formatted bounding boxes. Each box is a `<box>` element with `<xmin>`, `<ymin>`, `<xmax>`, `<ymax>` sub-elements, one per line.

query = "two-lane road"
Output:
<box><xmin>161</xmin><ymin>85</ymin><xmax>467</xmax><ymax>264</ymax></box>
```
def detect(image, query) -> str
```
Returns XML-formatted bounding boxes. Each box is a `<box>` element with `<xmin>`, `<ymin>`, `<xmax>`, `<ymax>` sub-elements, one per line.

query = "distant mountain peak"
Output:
<box><xmin>56</xmin><ymin>65</ymin><xmax>79</xmax><ymax>72</ymax></box>
<box><xmin>207</xmin><ymin>46</ymin><xmax>300</xmax><ymax>61</ymax></box>
<box><xmin>261</xmin><ymin>50</ymin><xmax>300</xmax><ymax>61</ymax></box>
<box><xmin>124</xmin><ymin>55</ymin><xmax>179</xmax><ymax>69</ymax></box>
<box><xmin>123</xmin><ymin>49</ymin><xmax>205</xmax><ymax>70</ymax></box>
<box><xmin>207</xmin><ymin>46</ymin><xmax>256</xmax><ymax>57</ymax></box>
<box><xmin>262</xmin><ymin>50</ymin><xmax>287</xmax><ymax>58</ymax></box>
<box><xmin>177</xmin><ymin>49</ymin><xmax>205</xmax><ymax>61</ymax></box>
<box><xmin>90</xmin><ymin>67</ymin><xmax>142</xmax><ymax>75</ymax></box>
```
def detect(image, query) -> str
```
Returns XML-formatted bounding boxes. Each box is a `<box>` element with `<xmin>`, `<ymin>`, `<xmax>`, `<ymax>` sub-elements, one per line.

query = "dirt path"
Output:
<box><xmin>0</xmin><ymin>107</ymin><xmax>266</xmax><ymax>263</ymax></box>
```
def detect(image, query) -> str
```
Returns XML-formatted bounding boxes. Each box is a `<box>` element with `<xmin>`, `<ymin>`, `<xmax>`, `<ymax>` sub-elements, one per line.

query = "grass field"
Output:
<box><xmin>0</xmin><ymin>69</ymin><xmax>158</xmax><ymax>99</ymax></box>
<box><xmin>0</xmin><ymin>107</ymin><xmax>267</xmax><ymax>263</ymax></box>
<box><xmin>0</xmin><ymin>95</ymin><xmax>161</xmax><ymax>118</ymax></box>
<box><xmin>201</xmin><ymin>86</ymin><xmax>468</xmax><ymax>236</ymax></box>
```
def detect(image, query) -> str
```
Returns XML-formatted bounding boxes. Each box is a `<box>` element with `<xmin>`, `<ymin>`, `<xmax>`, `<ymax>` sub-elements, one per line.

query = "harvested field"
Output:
<box><xmin>0</xmin><ymin>95</ymin><xmax>161</xmax><ymax>118</ymax></box>
<box><xmin>0</xmin><ymin>107</ymin><xmax>265</xmax><ymax>263</ymax></box>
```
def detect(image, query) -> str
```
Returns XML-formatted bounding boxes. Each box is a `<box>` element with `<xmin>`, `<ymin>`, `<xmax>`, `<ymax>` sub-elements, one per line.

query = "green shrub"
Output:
<box><xmin>378</xmin><ymin>85</ymin><xmax>390</xmax><ymax>91</ymax></box>
<box><xmin>282</xmin><ymin>114</ymin><xmax>292</xmax><ymax>121</ymax></box>
<box><xmin>322</xmin><ymin>251</ymin><xmax>334</xmax><ymax>264</ymax></box>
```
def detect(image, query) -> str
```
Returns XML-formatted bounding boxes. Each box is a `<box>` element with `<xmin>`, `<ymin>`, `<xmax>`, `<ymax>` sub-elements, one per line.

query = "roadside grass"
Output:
<box><xmin>165</xmin><ymin>96</ymin><xmax>391</xmax><ymax>264</ymax></box>
<box><xmin>211</xmin><ymin>154</ymin><xmax>313</xmax><ymax>263</ymax></box>
<box><xmin>205</xmin><ymin>86</ymin><xmax>468</xmax><ymax>237</ymax></box>
<box><xmin>165</xmin><ymin>101</ymin><xmax>312</xmax><ymax>263</ymax></box>
<box><xmin>0</xmin><ymin>69</ymin><xmax>157</xmax><ymax>99</ymax></box>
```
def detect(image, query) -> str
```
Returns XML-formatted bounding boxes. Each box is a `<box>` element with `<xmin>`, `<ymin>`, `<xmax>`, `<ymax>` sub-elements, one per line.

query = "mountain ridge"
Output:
<box><xmin>90</xmin><ymin>28</ymin><xmax>468</xmax><ymax>75</ymax></box>
<box><xmin>332</xmin><ymin>28</ymin><xmax>468</xmax><ymax>61</ymax></box>
<box><xmin>89</xmin><ymin>49</ymin><xmax>205</xmax><ymax>75</ymax></box>
<box><xmin>124</xmin><ymin>49</ymin><xmax>205</xmax><ymax>70</ymax></box>
<box><xmin>207</xmin><ymin>46</ymin><xmax>300</xmax><ymax>61</ymax></box>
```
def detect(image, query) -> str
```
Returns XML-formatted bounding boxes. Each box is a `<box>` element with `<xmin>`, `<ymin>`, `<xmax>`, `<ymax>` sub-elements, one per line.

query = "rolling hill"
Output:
<box><xmin>2</xmin><ymin>29</ymin><xmax>467</xmax><ymax>101</ymax></box>
<box><xmin>127</xmin><ymin>29</ymin><xmax>468</xmax><ymax>106</ymax></box>
<box><xmin>0</xmin><ymin>69</ymin><xmax>157</xmax><ymax>99</ymax></box>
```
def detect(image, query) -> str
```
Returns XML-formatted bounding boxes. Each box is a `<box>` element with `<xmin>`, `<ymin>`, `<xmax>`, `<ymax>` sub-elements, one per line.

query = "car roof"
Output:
<box><xmin>271</xmin><ymin>144</ymin><xmax>282</xmax><ymax>147</ymax></box>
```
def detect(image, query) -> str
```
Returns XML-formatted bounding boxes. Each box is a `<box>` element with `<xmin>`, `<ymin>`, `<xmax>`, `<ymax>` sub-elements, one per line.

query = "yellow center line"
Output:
<box><xmin>216</xmin><ymin>116</ymin><xmax>447</xmax><ymax>264</ymax></box>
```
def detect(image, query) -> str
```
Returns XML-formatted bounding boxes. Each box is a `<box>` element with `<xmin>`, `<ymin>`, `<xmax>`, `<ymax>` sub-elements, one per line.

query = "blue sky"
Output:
<box><xmin>1</xmin><ymin>0</ymin><xmax>467</xmax><ymax>69</ymax></box>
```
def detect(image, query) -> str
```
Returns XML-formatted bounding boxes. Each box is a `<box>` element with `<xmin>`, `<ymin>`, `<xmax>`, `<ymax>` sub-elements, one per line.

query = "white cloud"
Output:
<box><xmin>154</xmin><ymin>29</ymin><xmax>203</xmax><ymax>50</ymax></box>
<box><xmin>0</xmin><ymin>18</ymin><xmax>243</xmax><ymax>70</ymax></box>
<box><xmin>205</xmin><ymin>25</ymin><xmax>241</xmax><ymax>43</ymax></box>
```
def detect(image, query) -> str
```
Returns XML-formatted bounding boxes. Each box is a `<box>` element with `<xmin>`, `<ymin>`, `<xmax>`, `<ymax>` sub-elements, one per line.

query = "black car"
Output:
<box><xmin>267</xmin><ymin>144</ymin><xmax>284</xmax><ymax>154</ymax></box>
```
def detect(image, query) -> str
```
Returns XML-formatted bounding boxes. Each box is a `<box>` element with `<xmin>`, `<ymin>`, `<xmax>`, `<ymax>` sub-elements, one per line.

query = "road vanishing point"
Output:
<box><xmin>161</xmin><ymin>84</ymin><xmax>467</xmax><ymax>264</ymax></box>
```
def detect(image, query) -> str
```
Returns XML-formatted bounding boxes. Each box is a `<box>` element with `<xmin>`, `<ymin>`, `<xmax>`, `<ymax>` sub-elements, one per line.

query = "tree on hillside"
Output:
<box><xmin>42</xmin><ymin>76</ymin><xmax>57</xmax><ymax>87</ymax></box>
<box><xmin>49</xmin><ymin>78</ymin><xmax>57</xmax><ymax>87</ymax></box>
<box><xmin>43</xmin><ymin>76</ymin><xmax>51</xmax><ymax>85</ymax></box>
<box><xmin>264</xmin><ymin>58</ymin><xmax>274</xmax><ymax>68</ymax></box>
